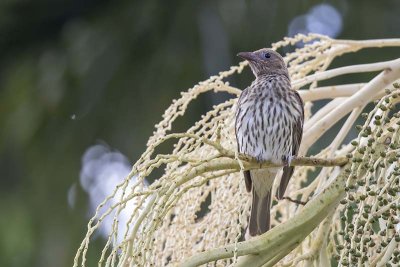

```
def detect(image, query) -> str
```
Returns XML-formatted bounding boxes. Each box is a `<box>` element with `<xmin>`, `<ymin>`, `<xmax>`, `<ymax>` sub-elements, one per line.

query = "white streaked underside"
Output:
<box><xmin>236</xmin><ymin>79</ymin><xmax>301</xmax><ymax>164</ymax></box>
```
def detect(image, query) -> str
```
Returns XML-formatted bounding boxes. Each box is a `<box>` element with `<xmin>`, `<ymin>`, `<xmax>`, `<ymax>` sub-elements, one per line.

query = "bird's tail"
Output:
<box><xmin>249</xmin><ymin>189</ymin><xmax>271</xmax><ymax>236</ymax></box>
<box><xmin>248</xmin><ymin>169</ymin><xmax>276</xmax><ymax>236</ymax></box>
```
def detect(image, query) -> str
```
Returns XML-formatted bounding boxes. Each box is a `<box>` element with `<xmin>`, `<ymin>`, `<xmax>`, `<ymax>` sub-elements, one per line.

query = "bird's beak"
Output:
<box><xmin>237</xmin><ymin>51</ymin><xmax>257</xmax><ymax>62</ymax></box>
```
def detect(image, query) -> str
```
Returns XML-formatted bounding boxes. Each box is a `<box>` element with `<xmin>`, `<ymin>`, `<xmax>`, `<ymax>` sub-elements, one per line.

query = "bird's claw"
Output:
<box><xmin>282</xmin><ymin>155</ymin><xmax>295</xmax><ymax>166</ymax></box>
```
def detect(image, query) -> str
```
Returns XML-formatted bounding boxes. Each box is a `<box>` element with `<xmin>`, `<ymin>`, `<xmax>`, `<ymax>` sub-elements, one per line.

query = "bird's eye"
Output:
<box><xmin>264</xmin><ymin>53</ymin><xmax>271</xmax><ymax>59</ymax></box>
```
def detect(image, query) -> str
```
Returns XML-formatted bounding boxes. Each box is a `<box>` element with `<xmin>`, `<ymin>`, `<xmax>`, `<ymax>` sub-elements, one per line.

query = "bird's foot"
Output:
<box><xmin>282</xmin><ymin>196</ymin><xmax>307</xmax><ymax>206</ymax></box>
<box><xmin>282</xmin><ymin>155</ymin><xmax>295</xmax><ymax>167</ymax></box>
<box><xmin>255</xmin><ymin>154</ymin><xmax>264</xmax><ymax>163</ymax></box>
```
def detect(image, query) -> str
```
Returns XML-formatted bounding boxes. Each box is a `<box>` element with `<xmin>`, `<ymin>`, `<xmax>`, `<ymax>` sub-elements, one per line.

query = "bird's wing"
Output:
<box><xmin>235</xmin><ymin>88</ymin><xmax>252</xmax><ymax>192</ymax></box>
<box><xmin>243</xmin><ymin>170</ymin><xmax>252</xmax><ymax>192</ymax></box>
<box><xmin>277</xmin><ymin>92</ymin><xmax>304</xmax><ymax>199</ymax></box>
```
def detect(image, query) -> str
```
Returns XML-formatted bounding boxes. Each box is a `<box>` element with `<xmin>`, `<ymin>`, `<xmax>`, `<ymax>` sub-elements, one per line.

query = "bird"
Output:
<box><xmin>235</xmin><ymin>48</ymin><xmax>304</xmax><ymax>236</ymax></box>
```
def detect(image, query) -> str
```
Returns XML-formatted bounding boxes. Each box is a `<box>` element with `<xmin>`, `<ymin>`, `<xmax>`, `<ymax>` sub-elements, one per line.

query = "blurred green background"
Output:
<box><xmin>0</xmin><ymin>0</ymin><xmax>399</xmax><ymax>266</ymax></box>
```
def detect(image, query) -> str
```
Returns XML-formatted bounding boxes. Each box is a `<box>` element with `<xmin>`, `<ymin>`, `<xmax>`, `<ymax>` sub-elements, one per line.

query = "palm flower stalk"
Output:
<box><xmin>73</xmin><ymin>34</ymin><xmax>400</xmax><ymax>267</ymax></box>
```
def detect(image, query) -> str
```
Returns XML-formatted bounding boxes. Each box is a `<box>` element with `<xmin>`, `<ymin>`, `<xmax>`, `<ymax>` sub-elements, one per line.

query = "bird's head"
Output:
<box><xmin>237</xmin><ymin>48</ymin><xmax>288</xmax><ymax>78</ymax></box>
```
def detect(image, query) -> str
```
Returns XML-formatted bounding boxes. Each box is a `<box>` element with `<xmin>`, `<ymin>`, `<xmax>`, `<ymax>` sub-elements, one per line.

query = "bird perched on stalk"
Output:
<box><xmin>235</xmin><ymin>48</ymin><xmax>304</xmax><ymax>236</ymax></box>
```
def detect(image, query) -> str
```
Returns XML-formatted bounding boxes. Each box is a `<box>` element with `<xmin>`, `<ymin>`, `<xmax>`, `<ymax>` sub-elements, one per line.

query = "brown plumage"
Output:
<box><xmin>235</xmin><ymin>48</ymin><xmax>304</xmax><ymax>236</ymax></box>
